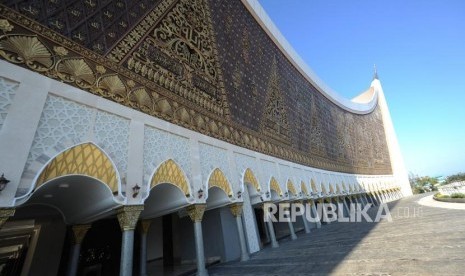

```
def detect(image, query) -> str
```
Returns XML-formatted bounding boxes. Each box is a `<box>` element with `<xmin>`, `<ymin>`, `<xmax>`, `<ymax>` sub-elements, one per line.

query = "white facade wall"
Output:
<box><xmin>0</xmin><ymin>60</ymin><xmax>405</xmax><ymax>253</ymax></box>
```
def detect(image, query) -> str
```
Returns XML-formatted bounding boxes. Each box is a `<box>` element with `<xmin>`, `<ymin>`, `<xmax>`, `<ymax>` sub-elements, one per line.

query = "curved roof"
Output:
<box><xmin>241</xmin><ymin>0</ymin><xmax>378</xmax><ymax>114</ymax></box>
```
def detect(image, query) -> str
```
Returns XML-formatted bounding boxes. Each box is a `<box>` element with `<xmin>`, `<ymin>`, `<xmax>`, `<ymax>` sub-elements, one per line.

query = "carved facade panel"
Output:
<box><xmin>0</xmin><ymin>77</ymin><xmax>18</xmax><ymax>131</ymax></box>
<box><xmin>143</xmin><ymin>126</ymin><xmax>191</xmax><ymax>189</ymax></box>
<box><xmin>4</xmin><ymin>0</ymin><xmax>161</xmax><ymax>54</ymax></box>
<box><xmin>0</xmin><ymin>0</ymin><xmax>393</xmax><ymax>175</ymax></box>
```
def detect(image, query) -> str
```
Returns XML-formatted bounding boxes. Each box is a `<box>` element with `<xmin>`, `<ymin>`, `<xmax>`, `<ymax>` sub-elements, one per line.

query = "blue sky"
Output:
<box><xmin>259</xmin><ymin>0</ymin><xmax>465</xmax><ymax>177</ymax></box>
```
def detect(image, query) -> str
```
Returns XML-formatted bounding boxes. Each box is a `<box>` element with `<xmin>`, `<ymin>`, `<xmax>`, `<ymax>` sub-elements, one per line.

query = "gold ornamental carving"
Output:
<box><xmin>186</xmin><ymin>204</ymin><xmax>206</xmax><ymax>223</ymax></box>
<box><xmin>208</xmin><ymin>169</ymin><xmax>233</xmax><ymax>197</ymax></box>
<box><xmin>261</xmin><ymin>57</ymin><xmax>289</xmax><ymax>142</ymax></box>
<box><xmin>0</xmin><ymin>8</ymin><xmax>394</xmax><ymax>176</ymax></box>
<box><xmin>151</xmin><ymin>159</ymin><xmax>190</xmax><ymax>197</ymax></box>
<box><xmin>229</xmin><ymin>203</ymin><xmax>243</xmax><ymax>218</ymax></box>
<box><xmin>36</xmin><ymin>143</ymin><xmax>118</xmax><ymax>192</ymax></box>
<box><xmin>243</xmin><ymin>168</ymin><xmax>260</xmax><ymax>192</ymax></box>
<box><xmin>0</xmin><ymin>208</ymin><xmax>15</xmax><ymax>229</ymax></box>
<box><xmin>270</xmin><ymin>177</ymin><xmax>283</xmax><ymax>197</ymax></box>
<box><xmin>71</xmin><ymin>224</ymin><xmax>91</xmax><ymax>245</ymax></box>
<box><xmin>287</xmin><ymin>180</ymin><xmax>297</xmax><ymax>196</ymax></box>
<box><xmin>117</xmin><ymin>205</ymin><xmax>144</xmax><ymax>231</ymax></box>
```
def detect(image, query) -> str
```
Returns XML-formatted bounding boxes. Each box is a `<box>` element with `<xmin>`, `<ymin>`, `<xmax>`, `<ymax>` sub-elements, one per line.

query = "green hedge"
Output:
<box><xmin>450</xmin><ymin>193</ymin><xmax>465</xmax><ymax>198</ymax></box>
<box><xmin>435</xmin><ymin>193</ymin><xmax>450</xmax><ymax>198</ymax></box>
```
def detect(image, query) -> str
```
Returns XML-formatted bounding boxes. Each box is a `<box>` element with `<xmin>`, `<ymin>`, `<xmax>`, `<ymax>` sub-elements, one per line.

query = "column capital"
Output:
<box><xmin>229</xmin><ymin>203</ymin><xmax>243</xmax><ymax>218</ymax></box>
<box><xmin>0</xmin><ymin>208</ymin><xmax>15</xmax><ymax>229</ymax></box>
<box><xmin>71</xmin><ymin>224</ymin><xmax>91</xmax><ymax>245</ymax></box>
<box><xmin>140</xmin><ymin>219</ymin><xmax>151</xmax><ymax>234</ymax></box>
<box><xmin>117</xmin><ymin>205</ymin><xmax>144</xmax><ymax>231</ymax></box>
<box><xmin>186</xmin><ymin>204</ymin><xmax>206</xmax><ymax>222</ymax></box>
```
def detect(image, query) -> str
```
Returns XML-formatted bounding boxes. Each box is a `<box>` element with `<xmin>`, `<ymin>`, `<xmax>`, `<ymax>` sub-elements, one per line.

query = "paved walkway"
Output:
<box><xmin>208</xmin><ymin>194</ymin><xmax>465</xmax><ymax>275</ymax></box>
<box><xmin>417</xmin><ymin>194</ymin><xmax>465</xmax><ymax>210</ymax></box>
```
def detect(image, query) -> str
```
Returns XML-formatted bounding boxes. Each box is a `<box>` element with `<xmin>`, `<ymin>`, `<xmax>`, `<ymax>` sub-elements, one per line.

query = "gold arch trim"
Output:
<box><xmin>151</xmin><ymin>159</ymin><xmax>190</xmax><ymax>197</ymax></box>
<box><xmin>243</xmin><ymin>168</ymin><xmax>260</xmax><ymax>192</ymax></box>
<box><xmin>329</xmin><ymin>184</ymin><xmax>335</xmax><ymax>193</ymax></box>
<box><xmin>36</xmin><ymin>143</ymin><xmax>118</xmax><ymax>192</ymax></box>
<box><xmin>208</xmin><ymin>168</ymin><xmax>233</xmax><ymax>197</ymax></box>
<box><xmin>301</xmin><ymin>181</ymin><xmax>308</xmax><ymax>196</ymax></box>
<box><xmin>321</xmin><ymin>184</ymin><xmax>327</xmax><ymax>194</ymax></box>
<box><xmin>270</xmin><ymin>177</ymin><xmax>283</xmax><ymax>196</ymax></box>
<box><xmin>311</xmin><ymin>179</ymin><xmax>317</xmax><ymax>193</ymax></box>
<box><xmin>287</xmin><ymin>180</ymin><xmax>297</xmax><ymax>196</ymax></box>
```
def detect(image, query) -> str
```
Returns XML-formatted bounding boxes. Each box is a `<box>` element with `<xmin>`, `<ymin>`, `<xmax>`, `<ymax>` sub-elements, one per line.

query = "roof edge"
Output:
<box><xmin>241</xmin><ymin>0</ymin><xmax>378</xmax><ymax>114</ymax></box>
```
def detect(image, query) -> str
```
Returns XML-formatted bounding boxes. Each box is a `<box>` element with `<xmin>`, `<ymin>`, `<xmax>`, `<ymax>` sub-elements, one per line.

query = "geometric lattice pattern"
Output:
<box><xmin>143</xmin><ymin>126</ymin><xmax>191</xmax><ymax>187</ymax></box>
<box><xmin>94</xmin><ymin>111</ymin><xmax>129</xmax><ymax>174</ymax></box>
<box><xmin>243</xmin><ymin>168</ymin><xmax>260</xmax><ymax>192</ymax></box>
<box><xmin>0</xmin><ymin>77</ymin><xmax>18</xmax><ymax>131</ymax></box>
<box><xmin>36</xmin><ymin>143</ymin><xmax>118</xmax><ymax>192</ymax></box>
<box><xmin>151</xmin><ymin>159</ymin><xmax>190</xmax><ymax>197</ymax></box>
<box><xmin>270</xmin><ymin>177</ymin><xmax>282</xmax><ymax>197</ymax></box>
<box><xmin>287</xmin><ymin>180</ymin><xmax>297</xmax><ymax>196</ymax></box>
<box><xmin>208</xmin><ymin>168</ymin><xmax>233</xmax><ymax>197</ymax></box>
<box><xmin>26</xmin><ymin>95</ymin><xmax>94</xmax><ymax>167</ymax></box>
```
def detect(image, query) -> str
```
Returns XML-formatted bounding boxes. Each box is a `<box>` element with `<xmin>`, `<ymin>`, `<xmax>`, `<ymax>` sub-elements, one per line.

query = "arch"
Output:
<box><xmin>301</xmin><ymin>181</ymin><xmax>308</xmax><ymax>196</ymax></box>
<box><xmin>287</xmin><ymin>179</ymin><xmax>297</xmax><ymax>196</ymax></box>
<box><xmin>150</xmin><ymin>159</ymin><xmax>190</xmax><ymax>197</ymax></box>
<box><xmin>321</xmin><ymin>184</ymin><xmax>327</xmax><ymax>194</ymax></box>
<box><xmin>329</xmin><ymin>184</ymin><xmax>335</xmax><ymax>194</ymax></box>
<box><xmin>35</xmin><ymin>142</ymin><xmax>119</xmax><ymax>193</ymax></box>
<box><xmin>243</xmin><ymin>168</ymin><xmax>260</xmax><ymax>192</ymax></box>
<box><xmin>335</xmin><ymin>183</ymin><xmax>342</xmax><ymax>194</ymax></box>
<box><xmin>269</xmin><ymin>177</ymin><xmax>283</xmax><ymax>197</ymax></box>
<box><xmin>208</xmin><ymin>168</ymin><xmax>233</xmax><ymax>197</ymax></box>
<box><xmin>311</xmin><ymin>179</ymin><xmax>318</xmax><ymax>193</ymax></box>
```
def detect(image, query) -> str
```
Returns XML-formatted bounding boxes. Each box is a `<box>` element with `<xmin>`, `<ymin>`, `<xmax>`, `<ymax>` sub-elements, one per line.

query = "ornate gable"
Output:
<box><xmin>108</xmin><ymin>0</ymin><xmax>229</xmax><ymax>117</ymax></box>
<box><xmin>261</xmin><ymin>57</ymin><xmax>289</xmax><ymax>142</ymax></box>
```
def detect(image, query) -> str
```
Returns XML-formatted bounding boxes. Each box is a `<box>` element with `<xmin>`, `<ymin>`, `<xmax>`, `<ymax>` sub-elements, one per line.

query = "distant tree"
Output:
<box><xmin>409</xmin><ymin>173</ymin><xmax>439</xmax><ymax>194</ymax></box>
<box><xmin>444</xmin><ymin>173</ymin><xmax>465</xmax><ymax>184</ymax></box>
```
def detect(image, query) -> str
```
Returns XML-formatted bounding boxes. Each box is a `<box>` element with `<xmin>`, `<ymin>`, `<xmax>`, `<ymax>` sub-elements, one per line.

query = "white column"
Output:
<box><xmin>139</xmin><ymin>220</ymin><xmax>151</xmax><ymax>276</ymax></box>
<box><xmin>342</xmin><ymin>198</ymin><xmax>351</xmax><ymax>218</ymax></box>
<box><xmin>117</xmin><ymin>206</ymin><xmax>144</xmax><ymax>276</ymax></box>
<box><xmin>67</xmin><ymin>225</ymin><xmax>91</xmax><ymax>276</ymax></box>
<box><xmin>229</xmin><ymin>203</ymin><xmax>249</xmax><ymax>261</ymax></box>
<box><xmin>285</xmin><ymin>205</ymin><xmax>297</xmax><ymax>240</ymax></box>
<box><xmin>125</xmin><ymin>120</ymin><xmax>145</xmax><ymax>204</ymax></box>
<box><xmin>0</xmin><ymin>77</ymin><xmax>49</xmax><ymax>206</ymax></box>
<box><xmin>300</xmin><ymin>202</ymin><xmax>311</xmax><ymax>234</ymax></box>
<box><xmin>187</xmin><ymin>204</ymin><xmax>208</xmax><ymax>276</ymax></box>
<box><xmin>263</xmin><ymin>203</ymin><xmax>279</xmax><ymax>248</ymax></box>
<box><xmin>310</xmin><ymin>201</ymin><xmax>321</xmax><ymax>229</ymax></box>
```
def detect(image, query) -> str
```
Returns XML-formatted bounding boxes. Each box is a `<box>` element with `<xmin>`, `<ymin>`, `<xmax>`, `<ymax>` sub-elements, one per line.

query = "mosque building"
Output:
<box><xmin>0</xmin><ymin>0</ymin><xmax>411</xmax><ymax>275</ymax></box>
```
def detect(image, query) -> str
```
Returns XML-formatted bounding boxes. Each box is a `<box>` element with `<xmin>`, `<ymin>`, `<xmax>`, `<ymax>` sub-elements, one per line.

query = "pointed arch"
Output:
<box><xmin>269</xmin><ymin>177</ymin><xmax>283</xmax><ymax>196</ymax></box>
<box><xmin>301</xmin><ymin>181</ymin><xmax>308</xmax><ymax>196</ymax></box>
<box><xmin>342</xmin><ymin>182</ymin><xmax>348</xmax><ymax>192</ymax></box>
<box><xmin>287</xmin><ymin>180</ymin><xmax>297</xmax><ymax>196</ymax></box>
<box><xmin>329</xmin><ymin>184</ymin><xmax>335</xmax><ymax>194</ymax></box>
<box><xmin>208</xmin><ymin>168</ymin><xmax>233</xmax><ymax>197</ymax></box>
<box><xmin>151</xmin><ymin>159</ymin><xmax>190</xmax><ymax>197</ymax></box>
<box><xmin>321</xmin><ymin>184</ymin><xmax>327</xmax><ymax>194</ymax></box>
<box><xmin>311</xmin><ymin>179</ymin><xmax>318</xmax><ymax>193</ymax></box>
<box><xmin>336</xmin><ymin>184</ymin><xmax>342</xmax><ymax>193</ymax></box>
<box><xmin>35</xmin><ymin>142</ymin><xmax>119</xmax><ymax>193</ymax></box>
<box><xmin>243</xmin><ymin>168</ymin><xmax>260</xmax><ymax>192</ymax></box>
